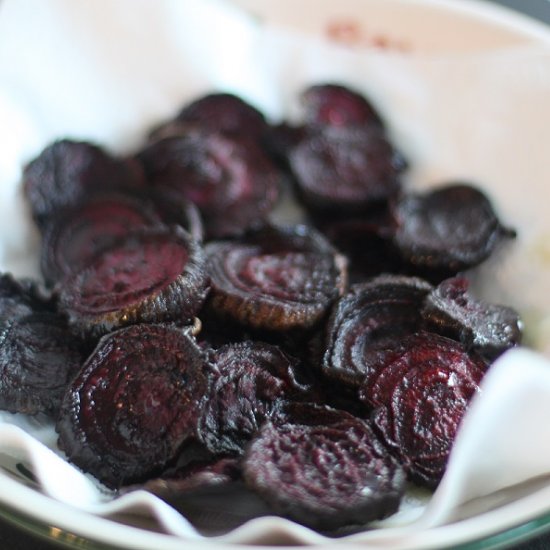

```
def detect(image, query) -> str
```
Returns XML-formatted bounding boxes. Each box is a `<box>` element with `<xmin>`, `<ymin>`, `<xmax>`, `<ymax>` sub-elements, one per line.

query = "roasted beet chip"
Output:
<box><xmin>288</xmin><ymin>126</ymin><xmax>405</xmax><ymax>214</ymax></box>
<box><xmin>137</xmin><ymin>129</ymin><xmax>281</xmax><ymax>239</ymax></box>
<box><xmin>361</xmin><ymin>332</ymin><xmax>486</xmax><ymax>487</ymax></box>
<box><xmin>197</xmin><ymin>341</ymin><xmax>312</xmax><ymax>456</ymax></box>
<box><xmin>205</xmin><ymin>225</ymin><xmax>347</xmax><ymax>331</ymax></box>
<box><xmin>40</xmin><ymin>186</ymin><xmax>205</xmax><ymax>287</ymax></box>
<box><xmin>23</xmin><ymin>139</ymin><xmax>146</xmax><ymax>228</ymax></box>
<box><xmin>322</xmin><ymin>275</ymin><xmax>433</xmax><ymax>388</ymax></box>
<box><xmin>58</xmin><ymin>225</ymin><xmax>209</xmax><ymax>337</ymax></box>
<box><xmin>0</xmin><ymin>273</ymin><xmax>53</xmax><ymax>320</ymax></box>
<box><xmin>301</xmin><ymin>83</ymin><xmax>384</xmax><ymax>129</ymax></box>
<box><xmin>421</xmin><ymin>276</ymin><xmax>522</xmax><ymax>360</ymax></box>
<box><xmin>40</xmin><ymin>192</ymin><xmax>166</xmax><ymax>286</ymax></box>
<box><xmin>0</xmin><ymin>312</ymin><xmax>85</xmax><ymax>416</ymax></box>
<box><xmin>311</xmin><ymin>205</ymin><xmax>401</xmax><ymax>282</ymax></box>
<box><xmin>392</xmin><ymin>183</ymin><xmax>516</xmax><ymax>278</ymax></box>
<box><xmin>149</xmin><ymin>93</ymin><xmax>270</xmax><ymax>142</ymax></box>
<box><xmin>243</xmin><ymin>403</ymin><xmax>405</xmax><ymax>531</ymax></box>
<box><xmin>56</xmin><ymin>324</ymin><xmax>210</xmax><ymax>489</ymax></box>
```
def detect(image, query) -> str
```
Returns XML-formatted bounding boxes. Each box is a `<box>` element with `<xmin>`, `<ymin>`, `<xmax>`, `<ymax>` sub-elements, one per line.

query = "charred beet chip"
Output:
<box><xmin>137</xmin><ymin>129</ymin><xmax>280</xmax><ymax>239</ymax></box>
<box><xmin>56</xmin><ymin>324</ymin><xmax>210</xmax><ymax>489</ymax></box>
<box><xmin>362</xmin><ymin>332</ymin><xmax>486</xmax><ymax>487</ymax></box>
<box><xmin>421</xmin><ymin>277</ymin><xmax>522</xmax><ymax>360</ymax></box>
<box><xmin>40</xmin><ymin>192</ymin><xmax>166</xmax><ymax>286</ymax></box>
<box><xmin>58</xmin><ymin>225</ymin><xmax>209</xmax><ymax>337</ymax></box>
<box><xmin>149</xmin><ymin>93</ymin><xmax>270</xmax><ymax>142</ymax></box>
<box><xmin>243</xmin><ymin>403</ymin><xmax>405</xmax><ymax>531</ymax></box>
<box><xmin>288</xmin><ymin>126</ymin><xmax>405</xmax><ymax>213</ymax></box>
<box><xmin>301</xmin><ymin>83</ymin><xmax>384</xmax><ymax>129</ymax></box>
<box><xmin>391</xmin><ymin>183</ymin><xmax>516</xmax><ymax>278</ymax></box>
<box><xmin>197</xmin><ymin>341</ymin><xmax>313</xmax><ymax>456</ymax></box>
<box><xmin>23</xmin><ymin>139</ymin><xmax>146</xmax><ymax>228</ymax></box>
<box><xmin>321</xmin><ymin>275</ymin><xmax>433</xmax><ymax>388</ymax></box>
<box><xmin>205</xmin><ymin>225</ymin><xmax>347</xmax><ymax>331</ymax></box>
<box><xmin>311</xmin><ymin>206</ymin><xmax>401</xmax><ymax>281</ymax></box>
<box><xmin>0</xmin><ymin>313</ymin><xmax>85</xmax><ymax>416</ymax></box>
<box><xmin>0</xmin><ymin>273</ymin><xmax>53</xmax><ymax>320</ymax></box>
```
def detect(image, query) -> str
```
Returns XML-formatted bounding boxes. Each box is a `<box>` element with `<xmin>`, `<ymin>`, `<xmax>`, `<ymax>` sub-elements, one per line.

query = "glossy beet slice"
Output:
<box><xmin>392</xmin><ymin>184</ymin><xmax>516</xmax><ymax>277</ymax></box>
<box><xmin>56</xmin><ymin>324</ymin><xmax>210</xmax><ymax>489</ymax></box>
<box><xmin>23</xmin><ymin>139</ymin><xmax>146</xmax><ymax>228</ymax></box>
<box><xmin>205</xmin><ymin>225</ymin><xmax>347</xmax><ymax>331</ymax></box>
<box><xmin>0</xmin><ymin>313</ymin><xmax>85</xmax><ymax>416</ymax></box>
<box><xmin>301</xmin><ymin>83</ymin><xmax>384</xmax><ymax>129</ymax></box>
<box><xmin>321</xmin><ymin>275</ymin><xmax>433</xmax><ymax>388</ymax></box>
<box><xmin>40</xmin><ymin>192</ymin><xmax>166</xmax><ymax>286</ymax></box>
<box><xmin>421</xmin><ymin>277</ymin><xmax>522</xmax><ymax>360</ymax></box>
<box><xmin>137</xmin><ymin>129</ymin><xmax>280</xmax><ymax>239</ymax></box>
<box><xmin>363</xmin><ymin>332</ymin><xmax>486</xmax><ymax>487</ymax></box>
<box><xmin>58</xmin><ymin>226</ymin><xmax>209</xmax><ymax>337</ymax></box>
<box><xmin>288</xmin><ymin>126</ymin><xmax>405</xmax><ymax>213</ymax></box>
<box><xmin>149</xmin><ymin>93</ymin><xmax>270</xmax><ymax>142</ymax></box>
<box><xmin>243</xmin><ymin>403</ymin><xmax>405</xmax><ymax>531</ymax></box>
<box><xmin>197</xmin><ymin>341</ymin><xmax>312</xmax><ymax>456</ymax></box>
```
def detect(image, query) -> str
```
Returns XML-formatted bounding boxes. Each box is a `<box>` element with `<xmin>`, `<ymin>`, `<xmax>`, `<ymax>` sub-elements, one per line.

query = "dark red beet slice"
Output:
<box><xmin>363</xmin><ymin>332</ymin><xmax>486</xmax><ymax>487</ymax></box>
<box><xmin>391</xmin><ymin>183</ymin><xmax>516</xmax><ymax>278</ymax></box>
<box><xmin>0</xmin><ymin>313</ymin><xmax>85</xmax><ymax>416</ymax></box>
<box><xmin>197</xmin><ymin>341</ymin><xmax>313</xmax><ymax>456</ymax></box>
<box><xmin>243</xmin><ymin>403</ymin><xmax>405</xmax><ymax>531</ymax></box>
<box><xmin>40</xmin><ymin>192</ymin><xmax>166</xmax><ymax>286</ymax></box>
<box><xmin>288</xmin><ymin>126</ymin><xmax>405</xmax><ymax>213</ymax></box>
<box><xmin>56</xmin><ymin>324</ymin><xmax>210</xmax><ymax>489</ymax></box>
<box><xmin>57</xmin><ymin>225</ymin><xmax>209</xmax><ymax>337</ymax></box>
<box><xmin>205</xmin><ymin>225</ymin><xmax>347</xmax><ymax>331</ymax></box>
<box><xmin>301</xmin><ymin>83</ymin><xmax>384</xmax><ymax>129</ymax></box>
<box><xmin>137</xmin><ymin>129</ymin><xmax>280</xmax><ymax>239</ymax></box>
<box><xmin>421</xmin><ymin>276</ymin><xmax>522</xmax><ymax>360</ymax></box>
<box><xmin>149</xmin><ymin>93</ymin><xmax>270</xmax><ymax>142</ymax></box>
<box><xmin>321</xmin><ymin>275</ymin><xmax>433</xmax><ymax>389</ymax></box>
<box><xmin>23</xmin><ymin>139</ymin><xmax>146</xmax><ymax>228</ymax></box>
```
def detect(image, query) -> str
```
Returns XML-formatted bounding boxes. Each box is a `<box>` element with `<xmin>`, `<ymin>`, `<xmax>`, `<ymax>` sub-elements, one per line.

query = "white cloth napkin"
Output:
<box><xmin>1</xmin><ymin>0</ymin><xmax>550</xmax><ymax>545</ymax></box>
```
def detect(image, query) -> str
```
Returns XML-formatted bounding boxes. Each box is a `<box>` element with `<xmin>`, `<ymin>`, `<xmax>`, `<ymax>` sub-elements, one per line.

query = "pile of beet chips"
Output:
<box><xmin>0</xmin><ymin>84</ymin><xmax>522</xmax><ymax>533</ymax></box>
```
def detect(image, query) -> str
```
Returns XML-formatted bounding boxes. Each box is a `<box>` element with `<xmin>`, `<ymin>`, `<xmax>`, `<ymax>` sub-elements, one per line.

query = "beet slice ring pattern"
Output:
<box><xmin>243</xmin><ymin>403</ymin><xmax>405</xmax><ymax>531</ymax></box>
<box><xmin>391</xmin><ymin>183</ymin><xmax>516</xmax><ymax>277</ymax></box>
<box><xmin>205</xmin><ymin>225</ymin><xmax>347</xmax><ymax>331</ymax></box>
<box><xmin>288</xmin><ymin>126</ymin><xmax>405</xmax><ymax>213</ymax></box>
<box><xmin>40</xmin><ymin>192</ymin><xmax>166</xmax><ymax>286</ymax></box>
<box><xmin>197</xmin><ymin>341</ymin><xmax>312</xmax><ymax>456</ymax></box>
<box><xmin>421</xmin><ymin>276</ymin><xmax>522</xmax><ymax>360</ymax></box>
<box><xmin>321</xmin><ymin>275</ymin><xmax>433</xmax><ymax>388</ymax></box>
<box><xmin>56</xmin><ymin>323</ymin><xmax>210</xmax><ymax>489</ymax></box>
<box><xmin>137</xmin><ymin>129</ymin><xmax>281</xmax><ymax>239</ymax></box>
<box><xmin>38</xmin><ymin>188</ymin><xmax>204</xmax><ymax>288</ymax></box>
<box><xmin>362</xmin><ymin>332</ymin><xmax>487</xmax><ymax>488</ymax></box>
<box><xmin>57</xmin><ymin>225</ymin><xmax>209</xmax><ymax>337</ymax></box>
